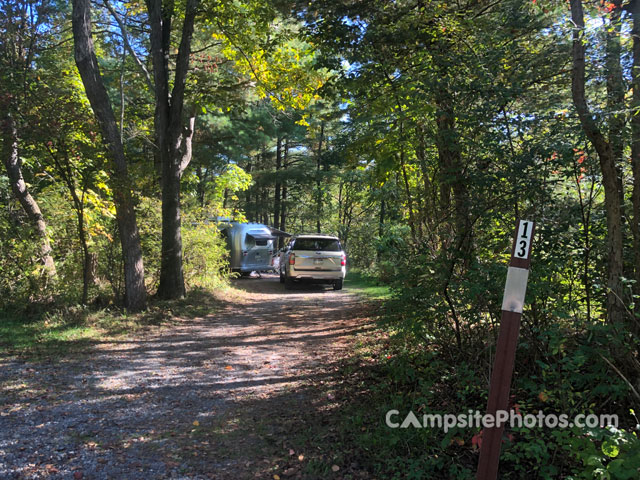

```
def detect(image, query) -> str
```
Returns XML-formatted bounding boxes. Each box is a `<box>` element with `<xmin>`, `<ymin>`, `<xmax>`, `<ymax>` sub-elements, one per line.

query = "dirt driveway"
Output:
<box><xmin>0</xmin><ymin>275</ymin><xmax>375</xmax><ymax>479</ymax></box>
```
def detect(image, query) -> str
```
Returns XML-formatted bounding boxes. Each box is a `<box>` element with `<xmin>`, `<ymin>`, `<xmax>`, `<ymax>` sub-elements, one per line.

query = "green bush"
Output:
<box><xmin>0</xmin><ymin>210</ymin><xmax>47</xmax><ymax>307</ymax></box>
<box><xmin>182</xmin><ymin>209</ymin><xmax>229</xmax><ymax>291</ymax></box>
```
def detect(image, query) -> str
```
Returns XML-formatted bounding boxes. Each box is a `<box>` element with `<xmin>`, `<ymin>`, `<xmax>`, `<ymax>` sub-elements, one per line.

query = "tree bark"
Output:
<box><xmin>72</xmin><ymin>0</ymin><xmax>146</xmax><ymax>311</ymax></box>
<box><xmin>435</xmin><ymin>95</ymin><xmax>473</xmax><ymax>261</ymax></box>
<box><xmin>631</xmin><ymin>0</ymin><xmax>640</xmax><ymax>322</ymax></box>
<box><xmin>279</xmin><ymin>139</ymin><xmax>288</xmax><ymax>249</ymax></box>
<box><xmin>377</xmin><ymin>198</ymin><xmax>385</xmax><ymax>263</ymax></box>
<box><xmin>316</xmin><ymin>122</ymin><xmax>324</xmax><ymax>233</ymax></box>
<box><xmin>274</xmin><ymin>135</ymin><xmax>282</xmax><ymax>230</ymax></box>
<box><xmin>146</xmin><ymin>0</ymin><xmax>199</xmax><ymax>299</ymax></box>
<box><xmin>2</xmin><ymin>113</ymin><xmax>56</xmax><ymax>277</ymax></box>
<box><xmin>570</xmin><ymin>0</ymin><xmax>625</xmax><ymax>324</ymax></box>
<box><xmin>606</xmin><ymin>0</ymin><xmax>626</xmax><ymax>220</ymax></box>
<box><xmin>415</xmin><ymin>124</ymin><xmax>435</xmax><ymax>236</ymax></box>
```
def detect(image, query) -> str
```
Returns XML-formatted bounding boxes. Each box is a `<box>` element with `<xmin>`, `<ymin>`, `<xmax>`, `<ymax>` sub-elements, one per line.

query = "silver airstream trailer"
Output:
<box><xmin>218</xmin><ymin>221</ymin><xmax>278</xmax><ymax>274</ymax></box>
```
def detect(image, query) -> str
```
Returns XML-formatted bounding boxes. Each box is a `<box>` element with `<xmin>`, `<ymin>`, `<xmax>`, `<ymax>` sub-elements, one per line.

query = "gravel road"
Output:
<box><xmin>0</xmin><ymin>275</ymin><xmax>373</xmax><ymax>479</ymax></box>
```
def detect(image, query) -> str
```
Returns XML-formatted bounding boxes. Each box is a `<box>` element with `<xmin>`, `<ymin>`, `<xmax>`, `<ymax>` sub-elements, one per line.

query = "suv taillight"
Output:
<box><xmin>341</xmin><ymin>254</ymin><xmax>346</xmax><ymax>266</ymax></box>
<box><xmin>289</xmin><ymin>253</ymin><xmax>296</xmax><ymax>265</ymax></box>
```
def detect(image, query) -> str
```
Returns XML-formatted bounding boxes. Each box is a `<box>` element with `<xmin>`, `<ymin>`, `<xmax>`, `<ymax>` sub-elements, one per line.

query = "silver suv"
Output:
<box><xmin>279</xmin><ymin>234</ymin><xmax>346</xmax><ymax>290</ymax></box>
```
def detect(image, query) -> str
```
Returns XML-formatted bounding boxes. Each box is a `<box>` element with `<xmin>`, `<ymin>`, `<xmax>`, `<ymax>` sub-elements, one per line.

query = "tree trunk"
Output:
<box><xmin>50</xmin><ymin>146</ymin><xmax>92</xmax><ymax>305</ymax></box>
<box><xmin>570</xmin><ymin>0</ymin><xmax>625</xmax><ymax>324</ymax></box>
<box><xmin>435</xmin><ymin>96</ymin><xmax>473</xmax><ymax>261</ymax></box>
<box><xmin>415</xmin><ymin>124</ymin><xmax>435</xmax><ymax>236</ymax></box>
<box><xmin>196</xmin><ymin>165</ymin><xmax>208</xmax><ymax>208</ymax></box>
<box><xmin>316</xmin><ymin>122</ymin><xmax>324</xmax><ymax>233</ymax></box>
<box><xmin>158</xmin><ymin>154</ymin><xmax>185</xmax><ymax>297</ymax></box>
<box><xmin>279</xmin><ymin>139</ymin><xmax>288</xmax><ymax>249</ymax></box>
<box><xmin>399</xmin><ymin>148</ymin><xmax>418</xmax><ymax>245</ymax></box>
<box><xmin>262</xmin><ymin>186</ymin><xmax>269</xmax><ymax>225</ymax></box>
<box><xmin>72</xmin><ymin>0</ymin><xmax>146</xmax><ymax>311</ymax></box>
<box><xmin>245</xmin><ymin>158</ymin><xmax>253</xmax><ymax>219</ymax></box>
<box><xmin>147</xmin><ymin>0</ymin><xmax>199</xmax><ymax>300</ymax></box>
<box><xmin>606</xmin><ymin>0</ymin><xmax>626</xmax><ymax>221</ymax></box>
<box><xmin>377</xmin><ymin>198</ymin><xmax>385</xmax><ymax>262</ymax></box>
<box><xmin>631</xmin><ymin>0</ymin><xmax>640</xmax><ymax>323</ymax></box>
<box><xmin>1</xmin><ymin>113</ymin><xmax>56</xmax><ymax>277</ymax></box>
<box><xmin>274</xmin><ymin>135</ymin><xmax>282</xmax><ymax>230</ymax></box>
<box><xmin>75</xmin><ymin>200</ymin><xmax>92</xmax><ymax>305</ymax></box>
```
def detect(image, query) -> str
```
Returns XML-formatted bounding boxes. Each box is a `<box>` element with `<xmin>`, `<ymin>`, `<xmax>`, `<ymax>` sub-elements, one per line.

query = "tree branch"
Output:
<box><xmin>103</xmin><ymin>0</ymin><xmax>154</xmax><ymax>93</ymax></box>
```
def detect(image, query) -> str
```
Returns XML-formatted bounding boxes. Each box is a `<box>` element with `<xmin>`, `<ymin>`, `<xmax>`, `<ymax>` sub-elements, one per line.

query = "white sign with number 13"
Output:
<box><xmin>514</xmin><ymin>220</ymin><xmax>533</xmax><ymax>259</ymax></box>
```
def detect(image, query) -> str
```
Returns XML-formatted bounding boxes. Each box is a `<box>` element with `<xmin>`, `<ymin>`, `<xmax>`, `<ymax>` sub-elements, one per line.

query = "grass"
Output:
<box><xmin>0</xmin><ymin>287</ymin><xmax>224</xmax><ymax>359</ymax></box>
<box><xmin>344</xmin><ymin>269</ymin><xmax>392</xmax><ymax>300</ymax></box>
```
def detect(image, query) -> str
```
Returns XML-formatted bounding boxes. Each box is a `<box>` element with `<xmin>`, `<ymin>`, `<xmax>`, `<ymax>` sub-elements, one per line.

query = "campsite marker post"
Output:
<box><xmin>476</xmin><ymin>219</ymin><xmax>535</xmax><ymax>480</ymax></box>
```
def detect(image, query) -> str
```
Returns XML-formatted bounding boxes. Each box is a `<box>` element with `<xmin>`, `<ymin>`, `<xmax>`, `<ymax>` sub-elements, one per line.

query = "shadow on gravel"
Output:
<box><xmin>0</xmin><ymin>288</ymin><xmax>225</xmax><ymax>359</ymax></box>
<box><xmin>230</xmin><ymin>273</ymin><xmax>343</xmax><ymax>296</ymax></box>
<box><xmin>0</xmin><ymin>276</ymin><xmax>377</xmax><ymax>479</ymax></box>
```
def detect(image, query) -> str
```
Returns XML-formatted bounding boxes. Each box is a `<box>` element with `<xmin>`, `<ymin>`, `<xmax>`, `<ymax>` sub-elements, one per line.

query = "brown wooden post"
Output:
<box><xmin>476</xmin><ymin>219</ymin><xmax>535</xmax><ymax>480</ymax></box>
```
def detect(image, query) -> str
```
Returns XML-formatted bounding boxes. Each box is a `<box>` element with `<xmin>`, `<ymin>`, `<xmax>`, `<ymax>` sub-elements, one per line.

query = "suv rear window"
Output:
<box><xmin>292</xmin><ymin>238</ymin><xmax>342</xmax><ymax>251</ymax></box>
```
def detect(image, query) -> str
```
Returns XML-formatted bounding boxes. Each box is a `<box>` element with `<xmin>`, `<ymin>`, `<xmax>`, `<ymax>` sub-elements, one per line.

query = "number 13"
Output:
<box><xmin>517</xmin><ymin>221</ymin><xmax>530</xmax><ymax>258</ymax></box>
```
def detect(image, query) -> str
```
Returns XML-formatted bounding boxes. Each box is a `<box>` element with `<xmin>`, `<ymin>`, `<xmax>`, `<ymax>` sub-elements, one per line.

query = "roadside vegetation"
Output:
<box><xmin>2</xmin><ymin>0</ymin><xmax>640</xmax><ymax>478</ymax></box>
<box><xmin>343</xmin><ymin>270</ymin><xmax>392</xmax><ymax>301</ymax></box>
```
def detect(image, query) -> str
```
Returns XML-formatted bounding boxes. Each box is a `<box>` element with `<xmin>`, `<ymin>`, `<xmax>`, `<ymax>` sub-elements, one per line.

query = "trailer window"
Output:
<box><xmin>292</xmin><ymin>238</ymin><xmax>342</xmax><ymax>251</ymax></box>
<box><xmin>245</xmin><ymin>234</ymin><xmax>271</xmax><ymax>248</ymax></box>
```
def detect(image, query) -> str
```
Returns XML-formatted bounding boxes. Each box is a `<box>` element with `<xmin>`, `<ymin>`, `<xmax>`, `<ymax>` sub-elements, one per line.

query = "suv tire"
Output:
<box><xmin>333</xmin><ymin>278</ymin><xmax>343</xmax><ymax>291</ymax></box>
<box><xmin>279</xmin><ymin>268</ymin><xmax>285</xmax><ymax>283</ymax></box>
<box><xmin>284</xmin><ymin>275</ymin><xmax>294</xmax><ymax>290</ymax></box>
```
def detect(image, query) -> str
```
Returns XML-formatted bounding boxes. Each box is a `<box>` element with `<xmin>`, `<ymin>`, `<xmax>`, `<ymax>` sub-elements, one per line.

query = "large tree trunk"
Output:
<box><xmin>2</xmin><ymin>113</ymin><xmax>56</xmax><ymax>277</ymax></box>
<box><xmin>570</xmin><ymin>0</ymin><xmax>625</xmax><ymax>324</ymax></box>
<box><xmin>146</xmin><ymin>0</ymin><xmax>199</xmax><ymax>300</ymax></box>
<box><xmin>631</xmin><ymin>0</ymin><xmax>640</xmax><ymax>325</ymax></box>
<box><xmin>72</xmin><ymin>0</ymin><xmax>146</xmax><ymax>311</ymax></box>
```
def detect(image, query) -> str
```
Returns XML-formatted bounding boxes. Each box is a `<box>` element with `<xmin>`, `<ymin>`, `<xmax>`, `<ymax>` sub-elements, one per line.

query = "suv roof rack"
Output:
<box><xmin>295</xmin><ymin>233</ymin><xmax>339</xmax><ymax>238</ymax></box>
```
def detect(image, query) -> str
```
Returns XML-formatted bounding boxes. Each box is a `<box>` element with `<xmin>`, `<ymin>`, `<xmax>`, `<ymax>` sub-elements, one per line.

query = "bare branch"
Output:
<box><xmin>103</xmin><ymin>0</ymin><xmax>154</xmax><ymax>93</ymax></box>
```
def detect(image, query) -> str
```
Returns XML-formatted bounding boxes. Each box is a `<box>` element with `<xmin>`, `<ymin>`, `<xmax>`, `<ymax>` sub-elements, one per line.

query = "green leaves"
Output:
<box><xmin>602</xmin><ymin>439</ymin><xmax>620</xmax><ymax>458</ymax></box>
